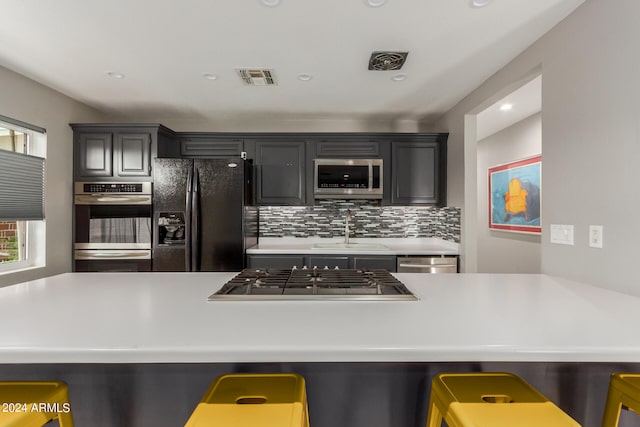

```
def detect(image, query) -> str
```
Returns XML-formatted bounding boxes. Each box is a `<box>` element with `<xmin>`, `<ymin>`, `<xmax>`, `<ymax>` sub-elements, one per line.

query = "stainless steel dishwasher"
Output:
<box><xmin>396</xmin><ymin>256</ymin><xmax>458</xmax><ymax>273</ymax></box>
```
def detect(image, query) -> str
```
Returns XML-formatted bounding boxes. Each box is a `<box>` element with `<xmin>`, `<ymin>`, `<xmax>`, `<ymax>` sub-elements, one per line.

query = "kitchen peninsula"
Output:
<box><xmin>3</xmin><ymin>272</ymin><xmax>640</xmax><ymax>426</ymax></box>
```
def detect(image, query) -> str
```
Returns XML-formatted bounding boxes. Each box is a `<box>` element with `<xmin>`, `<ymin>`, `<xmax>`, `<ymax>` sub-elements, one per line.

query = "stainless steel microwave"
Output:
<box><xmin>313</xmin><ymin>158</ymin><xmax>383</xmax><ymax>199</ymax></box>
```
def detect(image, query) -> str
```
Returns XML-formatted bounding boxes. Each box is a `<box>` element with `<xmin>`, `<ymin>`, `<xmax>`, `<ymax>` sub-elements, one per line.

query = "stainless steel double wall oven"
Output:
<box><xmin>74</xmin><ymin>182</ymin><xmax>152</xmax><ymax>271</ymax></box>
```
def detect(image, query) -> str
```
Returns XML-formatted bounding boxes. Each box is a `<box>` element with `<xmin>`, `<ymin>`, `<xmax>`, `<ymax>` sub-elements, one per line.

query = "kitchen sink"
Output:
<box><xmin>312</xmin><ymin>242</ymin><xmax>390</xmax><ymax>250</ymax></box>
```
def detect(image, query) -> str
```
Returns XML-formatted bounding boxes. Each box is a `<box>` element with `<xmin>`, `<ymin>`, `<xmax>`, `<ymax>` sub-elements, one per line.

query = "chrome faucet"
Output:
<box><xmin>345</xmin><ymin>209</ymin><xmax>353</xmax><ymax>244</ymax></box>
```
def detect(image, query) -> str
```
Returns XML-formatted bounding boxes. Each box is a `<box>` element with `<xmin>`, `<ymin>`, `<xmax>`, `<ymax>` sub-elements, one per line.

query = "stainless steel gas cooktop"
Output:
<box><xmin>208</xmin><ymin>268</ymin><xmax>417</xmax><ymax>301</ymax></box>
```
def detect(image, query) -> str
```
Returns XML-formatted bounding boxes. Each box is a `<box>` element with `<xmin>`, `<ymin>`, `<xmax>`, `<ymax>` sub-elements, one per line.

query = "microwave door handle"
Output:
<box><xmin>368</xmin><ymin>162</ymin><xmax>373</xmax><ymax>190</ymax></box>
<box><xmin>191</xmin><ymin>168</ymin><xmax>200</xmax><ymax>272</ymax></box>
<box><xmin>185</xmin><ymin>166</ymin><xmax>193</xmax><ymax>272</ymax></box>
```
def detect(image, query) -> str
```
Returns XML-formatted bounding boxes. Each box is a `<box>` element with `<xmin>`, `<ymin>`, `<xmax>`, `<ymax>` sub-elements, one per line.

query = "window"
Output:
<box><xmin>0</xmin><ymin>116</ymin><xmax>46</xmax><ymax>274</ymax></box>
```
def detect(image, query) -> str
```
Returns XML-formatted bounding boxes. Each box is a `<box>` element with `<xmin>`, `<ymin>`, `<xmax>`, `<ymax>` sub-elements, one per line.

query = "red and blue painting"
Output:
<box><xmin>488</xmin><ymin>155</ymin><xmax>541</xmax><ymax>234</ymax></box>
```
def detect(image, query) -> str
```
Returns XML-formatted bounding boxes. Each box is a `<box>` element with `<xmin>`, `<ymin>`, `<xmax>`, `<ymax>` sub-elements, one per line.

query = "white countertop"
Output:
<box><xmin>246</xmin><ymin>237</ymin><xmax>460</xmax><ymax>255</ymax></box>
<box><xmin>2</xmin><ymin>272</ymin><xmax>640</xmax><ymax>364</ymax></box>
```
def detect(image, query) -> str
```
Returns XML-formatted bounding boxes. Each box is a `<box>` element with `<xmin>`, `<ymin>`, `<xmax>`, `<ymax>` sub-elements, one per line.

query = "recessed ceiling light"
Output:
<box><xmin>364</xmin><ymin>0</ymin><xmax>386</xmax><ymax>7</ymax></box>
<box><xmin>202</xmin><ymin>73</ymin><xmax>218</xmax><ymax>80</ymax></box>
<box><xmin>471</xmin><ymin>0</ymin><xmax>491</xmax><ymax>7</ymax></box>
<box><xmin>391</xmin><ymin>73</ymin><xmax>407</xmax><ymax>81</ymax></box>
<box><xmin>297</xmin><ymin>73</ymin><xmax>313</xmax><ymax>81</ymax></box>
<box><xmin>106</xmin><ymin>71</ymin><xmax>125</xmax><ymax>79</ymax></box>
<box><xmin>260</xmin><ymin>0</ymin><xmax>281</xmax><ymax>6</ymax></box>
<box><xmin>500</xmin><ymin>103</ymin><xmax>513</xmax><ymax>111</ymax></box>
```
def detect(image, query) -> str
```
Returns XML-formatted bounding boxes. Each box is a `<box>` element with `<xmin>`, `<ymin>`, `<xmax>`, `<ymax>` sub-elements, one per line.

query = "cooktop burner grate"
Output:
<box><xmin>209</xmin><ymin>268</ymin><xmax>417</xmax><ymax>301</ymax></box>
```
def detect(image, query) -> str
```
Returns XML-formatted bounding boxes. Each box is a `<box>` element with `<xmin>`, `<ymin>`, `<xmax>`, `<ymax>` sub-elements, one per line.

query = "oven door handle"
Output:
<box><xmin>74</xmin><ymin>195</ymin><xmax>152</xmax><ymax>205</ymax></box>
<box><xmin>75</xmin><ymin>251</ymin><xmax>151</xmax><ymax>260</ymax></box>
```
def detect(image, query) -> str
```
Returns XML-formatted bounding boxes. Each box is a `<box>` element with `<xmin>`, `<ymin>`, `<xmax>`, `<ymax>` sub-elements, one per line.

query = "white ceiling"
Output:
<box><xmin>0</xmin><ymin>0</ymin><xmax>583</xmax><ymax>126</ymax></box>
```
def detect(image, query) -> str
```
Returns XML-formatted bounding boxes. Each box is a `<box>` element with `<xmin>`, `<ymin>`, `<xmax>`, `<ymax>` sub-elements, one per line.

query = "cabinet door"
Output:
<box><xmin>76</xmin><ymin>133</ymin><xmax>113</xmax><ymax>178</ymax></box>
<box><xmin>247</xmin><ymin>255</ymin><xmax>305</xmax><ymax>269</ymax></box>
<box><xmin>117</xmin><ymin>133</ymin><xmax>152</xmax><ymax>177</ymax></box>
<box><xmin>308</xmin><ymin>256</ymin><xmax>350</xmax><ymax>270</ymax></box>
<box><xmin>391</xmin><ymin>141</ymin><xmax>442</xmax><ymax>205</ymax></box>
<box><xmin>181</xmin><ymin>138</ymin><xmax>243</xmax><ymax>158</ymax></box>
<box><xmin>315</xmin><ymin>140</ymin><xmax>380</xmax><ymax>158</ymax></box>
<box><xmin>353</xmin><ymin>256</ymin><xmax>397</xmax><ymax>272</ymax></box>
<box><xmin>255</xmin><ymin>141</ymin><xmax>306</xmax><ymax>205</ymax></box>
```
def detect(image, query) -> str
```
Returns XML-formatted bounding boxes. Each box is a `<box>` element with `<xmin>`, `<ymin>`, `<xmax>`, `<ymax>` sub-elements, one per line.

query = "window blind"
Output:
<box><xmin>0</xmin><ymin>149</ymin><xmax>45</xmax><ymax>220</ymax></box>
<box><xmin>0</xmin><ymin>114</ymin><xmax>46</xmax><ymax>134</ymax></box>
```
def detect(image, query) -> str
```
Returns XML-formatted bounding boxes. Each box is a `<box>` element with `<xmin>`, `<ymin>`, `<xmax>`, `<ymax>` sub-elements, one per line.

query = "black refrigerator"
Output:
<box><xmin>152</xmin><ymin>158</ymin><xmax>257</xmax><ymax>271</ymax></box>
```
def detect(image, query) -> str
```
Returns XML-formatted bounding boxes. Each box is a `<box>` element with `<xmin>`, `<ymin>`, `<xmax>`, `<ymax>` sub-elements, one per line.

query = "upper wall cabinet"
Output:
<box><xmin>71</xmin><ymin>124</ymin><xmax>174</xmax><ymax>181</ymax></box>
<box><xmin>312</xmin><ymin>139</ymin><xmax>381</xmax><ymax>158</ymax></box>
<box><xmin>251</xmin><ymin>140</ymin><xmax>306</xmax><ymax>206</ymax></box>
<box><xmin>390</xmin><ymin>136</ymin><xmax>447</xmax><ymax>206</ymax></box>
<box><xmin>179</xmin><ymin>135</ymin><xmax>244</xmax><ymax>158</ymax></box>
<box><xmin>75</xmin><ymin>132</ymin><xmax>114</xmax><ymax>178</ymax></box>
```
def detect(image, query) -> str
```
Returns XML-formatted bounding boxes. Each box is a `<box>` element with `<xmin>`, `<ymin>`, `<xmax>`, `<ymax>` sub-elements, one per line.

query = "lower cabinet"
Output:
<box><xmin>246</xmin><ymin>255</ymin><xmax>305</xmax><ymax>269</ymax></box>
<box><xmin>308</xmin><ymin>256</ymin><xmax>350</xmax><ymax>270</ymax></box>
<box><xmin>247</xmin><ymin>254</ymin><xmax>397</xmax><ymax>272</ymax></box>
<box><xmin>352</xmin><ymin>256</ymin><xmax>396</xmax><ymax>271</ymax></box>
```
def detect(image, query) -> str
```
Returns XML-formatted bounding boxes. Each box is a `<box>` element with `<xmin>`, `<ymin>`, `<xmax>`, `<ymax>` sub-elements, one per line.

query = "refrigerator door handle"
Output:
<box><xmin>185</xmin><ymin>166</ymin><xmax>193</xmax><ymax>272</ymax></box>
<box><xmin>191</xmin><ymin>167</ymin><xmax>200</xmax><ymax>272</ymax></box>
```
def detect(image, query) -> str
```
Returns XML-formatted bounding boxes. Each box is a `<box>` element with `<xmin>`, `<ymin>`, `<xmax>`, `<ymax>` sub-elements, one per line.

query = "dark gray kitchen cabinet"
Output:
<box><xmin>117</xmin><ymin>133</ymin><xmax>152</xmax><ymax>177</ymax></box>
<box><xmin>247</xmin><ymin>255</ymin><xmax>305</xmax><ymax>269</ymax></box>
<box><xmin>391</xmin><ymin>138</ymin><xmax>446</xmax><ymax>206</ymax></box>
<box><xmin>313</xmin><ymin>140</ymin><xmax>381</xmax><ymax>158</ymax></box>
<box><xmin>352</xmin><ymin>255</ymin><xmax>397</xmax><ymax>272</ymax></box>
<box><xmin>247</xmin><ymin>254</ymin><xmax>397</xmax><ymax>271</ymax></box>
<box><xmin>72</xmin><ymin>124</ymin><xmax>174</xmax><ymax>181</ymax></box>
<box><xmin>253</xmin><ymin>141</ymin><xmax>306</xmax><ymax>205</ymax></box>
<box><xmin>308</xmin><ymin>256</ymin><xmax>350</xmax><ymax>269</ymax></box>
<box><xmin>76</xmin><ymin>132</ymin><xmax>113</xmax><ymax>178</ymax></box>
<box><xmin>180</xmin><ymin>136</ymin><xmax>244</xmax><ymax>158</ymax></box>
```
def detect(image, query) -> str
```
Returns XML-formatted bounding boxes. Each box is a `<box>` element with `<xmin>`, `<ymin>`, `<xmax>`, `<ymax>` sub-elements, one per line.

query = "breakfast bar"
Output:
<box><xmin>3</xmin><ymin>272</ymin><xmax>640</xmax><ymax>363</ymax></box>
<box><xmin>2</xmin><ymin>273</ymin><xmax>640</xmax><ymax>426</ymax></box>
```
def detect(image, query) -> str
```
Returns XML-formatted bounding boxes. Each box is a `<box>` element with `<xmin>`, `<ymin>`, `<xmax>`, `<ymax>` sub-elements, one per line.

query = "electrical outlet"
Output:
<box><xmin>589</xmin><ymin>225</ymin><xmax>603</xmax><ymax>248</ymax></box>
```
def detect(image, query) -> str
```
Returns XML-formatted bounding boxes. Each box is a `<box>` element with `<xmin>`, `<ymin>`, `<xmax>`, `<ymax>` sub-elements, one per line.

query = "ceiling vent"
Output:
<box><xmin>236</xmin><ymin>68</ymin><xmax>277</xmax><ymax>86</ymax></box>
<box><xmin>368</xmin><ymin>51</ymin><xmax>409</xmax><ymax>71</ymax></box>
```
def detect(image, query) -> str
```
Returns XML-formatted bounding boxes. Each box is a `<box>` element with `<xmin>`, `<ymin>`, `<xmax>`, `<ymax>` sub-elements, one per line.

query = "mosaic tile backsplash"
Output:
<box><xmin>259</xmin><ymin>200</ymin><xmax>461</xmax><ymax>242</ymax></box>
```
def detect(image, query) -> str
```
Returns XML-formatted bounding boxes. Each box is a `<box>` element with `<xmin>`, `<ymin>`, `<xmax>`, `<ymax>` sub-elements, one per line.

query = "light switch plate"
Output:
<box><xmin>589</xmin><ymin>225</ymin><xmax>603</xmax><ymax>248</ymax></box>
<box><xmin>550</xmin><ymin>224</ymin><xmax>574</xmax><ymax>245</ymax></box>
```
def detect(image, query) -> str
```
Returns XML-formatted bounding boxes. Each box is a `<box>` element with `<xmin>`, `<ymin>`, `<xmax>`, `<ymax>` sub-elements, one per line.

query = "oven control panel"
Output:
<box><xmin>83</xmin><ymin>183</ymin><xmax>142</xmax><ymax>193</ymax></box>
<box><xmin>75</xmin><ymin>182</ymin><xmax>152</xmax><ymax>195</ymax></box>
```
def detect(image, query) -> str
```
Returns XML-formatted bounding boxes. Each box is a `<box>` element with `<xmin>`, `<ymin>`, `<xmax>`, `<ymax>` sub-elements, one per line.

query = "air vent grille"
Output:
<box><xmin>236</xmin><ymin>68</ymin><xmax>277</xmax><ymax>85</ymax></box>
<box><xmin>368</xmin><ymin>51</ymin><xmax>409</xmax><ymax>71</ymax></box>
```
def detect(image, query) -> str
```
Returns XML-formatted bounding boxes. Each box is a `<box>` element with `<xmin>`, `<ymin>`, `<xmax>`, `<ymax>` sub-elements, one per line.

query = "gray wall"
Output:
<box><xmin>0</xmin><ymin>65</ymin><xmax>107</xmax><ymax>287</ymax></box>
<box><xmin>431</xmin><ymin>0</ymin><xmax>640</xmax><ymax>295</ymax></box>
<box><xmin>477</xmin><ymin>113</ymin><xmax>541</xmax><ymax>273</ymax></box>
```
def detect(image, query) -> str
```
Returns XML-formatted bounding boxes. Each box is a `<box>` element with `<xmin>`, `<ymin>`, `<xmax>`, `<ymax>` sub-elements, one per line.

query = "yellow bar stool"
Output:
<box><xmin>601</xmin><ymin>373</ymin><xmax>640</xmax><ymax>427</ymax></box>
<box><xmin>184</xmin><ymin>373</ymin><xmax>310</xmax><ymax>427</ymax></box>
<box><xmin>0</xmin><ymin>381</ymin><xmax>74</xmax><ymax>426</ymax></box>
<box><xmin>426</xmin><ymin>372</ymin><xmax>580</xmax><ymax>427</ymax></box>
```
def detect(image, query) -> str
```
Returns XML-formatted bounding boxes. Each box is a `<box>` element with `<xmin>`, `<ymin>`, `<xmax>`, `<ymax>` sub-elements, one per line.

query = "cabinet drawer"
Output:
<box><xmin>353</xmin><ymin>256</ymin><xmax>397</xmax><ymax>272</ymax></box>
<box><xmin>247</xmin><ymin>255</ymin><xmax>305</xmax><ymax>269</ymax></box>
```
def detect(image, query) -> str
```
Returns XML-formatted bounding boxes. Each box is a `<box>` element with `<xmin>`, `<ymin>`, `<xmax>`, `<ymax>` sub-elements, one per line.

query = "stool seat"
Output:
<box><xmin>0</xmin><ymin>381</ymin><xmax>74</xmax><ymax>426</ymax></box>
<box><xmin>185</xmin><ymin>373</ymin><xmax>309</xmax><ymax>427</ymax></box>
<box><xmin>601</xmin><ymin>373</ymin><xmax>640</xmax><ymax>427</ymax></box>
<box><xmin>426</xmin><ymin>373</ymin><xmax>580</xmax><ymax>427</ymax></box>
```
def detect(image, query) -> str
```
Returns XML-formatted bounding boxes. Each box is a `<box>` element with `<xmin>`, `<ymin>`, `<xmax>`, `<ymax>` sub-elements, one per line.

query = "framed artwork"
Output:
<box><xmin>488</xmin><ymin>155</ymin><xmax>541</xmax><ymax>234</ymax></box>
